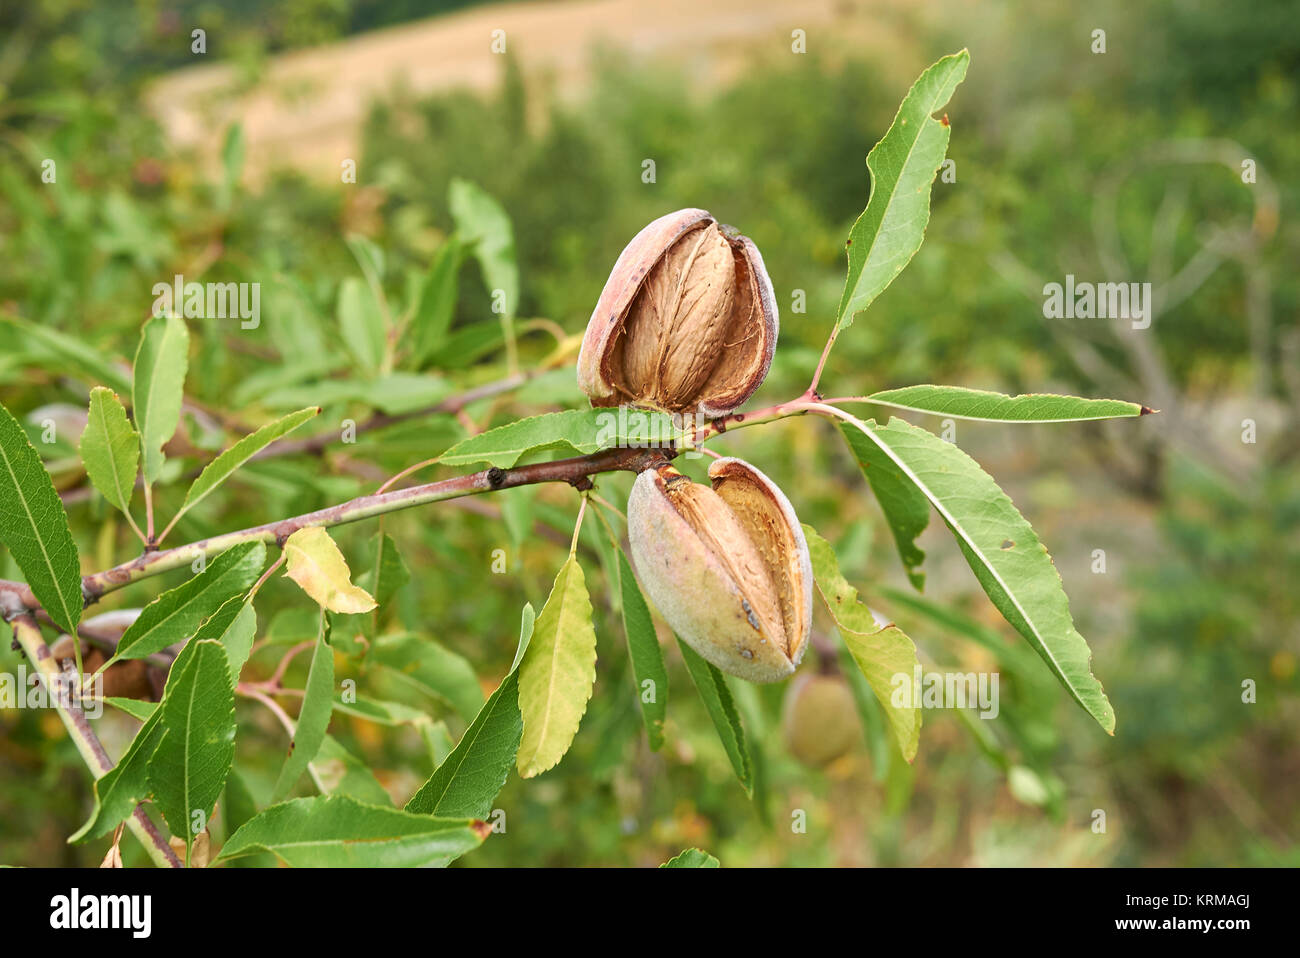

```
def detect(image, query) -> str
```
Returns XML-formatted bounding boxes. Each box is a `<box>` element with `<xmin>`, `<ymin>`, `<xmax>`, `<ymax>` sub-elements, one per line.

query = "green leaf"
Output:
<box><xmin>217</xmin><ymin>795</ymin><xmax>489</xmax><ymax>867</ymax></box>
<box><xmin>412</xmin><ymin>239</ymin><xmax>462</xmax><ymax>363</ymax></box>
<box><xmin>677</xmin><ymin>637</ymin><xmax>752</xmax><ymax>796</ymax></box>
<box><xmin>312</xmin><ymin>736</ymin><xmax>392</xmax><ymax>806</ymax></box>
<box><xmin>80</xmin><ymin>387</ymin><xmax>139</xmax><ymax>515</ymax></box>
<box><xmin>2</xmin><ymin>316</ymin><xmax>133</xmax><ymax>394</ymax></box>
<box><xmin>726</xmin><ymin>680</ymin><xmax>772</xmax><ymax>825</ymax></box>
<box><xmin>337</xmin><ymin>276</ymin><xmax>386</xmax><ymax>375</ymax></box>
<box><xmin>221</xmin><ymin>770</ymin><xmax>258</xmax><ymax>843</ymax></box>
<box><xmin>370</xmin><ymin>633</ymin><xmax>483</xmax><ymax>723</ymax></box>
<box><xmin>424</xmin><ymin>320</ymin><xmax>504</xmax><ymax>370</ymax></box>
<box><xmin>364</xmin><ymin>532</ymin><xmax>410</xmax><ymax>610</ymax></box>
<box><xmin>804</xmin><ymin>523</ymin><xmax>888</xmax><ymax>636</ymax></box>
<box><xmin>231</xmin><ymin>355</ymin><xmax>344</xmax><ymax>408</ymax></box>
<box><xmin>193</xmin><ymin>596</ymin><xmax>258</xmax><ymax>685</ymax></box>
<box><xmin>859</xmin><ymin>386</ymin><xmax>1150</xmax><ymax>422</ymax></box>
<box><xmin>877</xmin><ymin>584</ymin><xmax>1047</xmax><ymax>680</ymax></box>
<box><xmin>110</xmin><ymin>541</ymin><xmax>266</xmax><ymax>664</ymax></box>
<box><xmin>71</xmin><ymin>709</ymin><xmax>165</xmax><ymax>841</ymax></box>
<box><xmin>175</xmin><ymin>407</ymin><xmax>318</xmax><ymax>521</ymax></box>
<box><xmin>839</xmin><ymin>414</ymin><xmax>1115</xmax><ymax>733</ymax></box>
<box><xmin>516</xmin><ymin>556</ymin><xmax>598</xmax><ymax>778</ymax></box>
<box><xmin>72</xmin><ymin>625</ymin><xmax>220</xmax><ymax>842</ymax></box>
<box><xmin>405</xmin><ymin>675</ymin><xmax>520</xmax><ymax>817</ymax></box>
<box><xmin>616</xmin><ymin>550</ymin><xmax>667</xmax><ymax>750</ymax></box>
<box><xmin>219</xmin><ymin>123</ymin><xmax>245</xmax><ymax>209</ymax></box>
<box><xmin>132</xmin><ymin>314</ymin><xmax>189</xmax><ymax>485</ymax></box>
<box><xmin>439</xmin><ymin>408</ymin><xmax>683</xmax><ymax>469</ymax></box>
<box><xmin>423</xmin><ymin>721</ymin><xmax>457</xmax><ymax>768</ymax></box>
<box><xmin>283</xmin><ymin>527</ymin><xmax>377</xmax><ymax>614</ymax></box>
<box><xmin>344</xmin><ymin>234</ymin><xmax>385</xmax><ymax>292</ymax></box>
<box><xmin>406</xmin><ymin>605</ymin><xmax>534</xmax><ymax>818</ymax></box>
<box><xmin>148</xmin><ymin>639</ymin><xmax>236</xmax><ymax>848</ymax></box>
<box><xmin>357</xmin><ymin>373</ymin><xmax>455</xmax><ymax>415</ymax></box>
<box><xmin>661</xmin><ymin>848</ymin><xmax>720</xmax><ymax>868</ymax></box>
<box><xmin>256</xmin><ymin>373</ymin><xmax>452</xmax><ymax>415</ymax></box>
<box><xmin>500</xmin><ymin>485</ymin><xmax>539</xmax><ymax>551</ymax></box>
<box><xmin>513</xmin><ymin>369</ymin><xmax>587</xmax><ymax>407</ymax></box>
<box><xmin>511</xmin><ymin>602</ymin><xmax>535</xmax><ymax>671</ymax></box>
<box><xmin>449</xmin><ymin>178</ymin><xmax>518</xmax><ymax>319</ymax></box>
<box><xmin>837</xmin><ymin>50</ymin><xmax>969</xmax><ymax>330</ymax></box>
<box><xmin>271</xmin><ymin>628</ymin><xmax>336</xmax><ymax>801</ymax></box>
<box><xmin>104</xmin><ymin>697</ymin><xmax>157</xmax><ymax>721</ymax></box>
<box><xmin>355</xmin><ymin>531</ymin><xmax>411</xmax><ymax>641</ymax></box>
<box><xmin>839</xmin><ymin>419</ymin><xmax>929</xmax><ymax>590</ymax></box>
<box><xmin>334</xmin><ymin>695</ymin><xmax>430</xmax><ymax>727</ymax></box>
<box><xmin>0</xmin><ymin>400</ymin><xmax>82</xmax><ymax>633</ymax></box>
<box><xmin>803</xmin><ymin>524</ymin><xmax>921</xmax><ymax>761</ymax></box>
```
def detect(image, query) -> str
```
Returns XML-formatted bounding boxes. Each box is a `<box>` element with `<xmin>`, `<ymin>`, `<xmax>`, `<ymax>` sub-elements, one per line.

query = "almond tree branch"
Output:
<box><xmin>1</xmin><ymin>607</ymin><xmax>181</xmax><ymax>868</ymax></box>
<box><xmin>1</xmin><ymin>394</ymin><xmax>816</xmax><ymax>617</ymax></box>
<box><xmin>0</xmin><ymin>392</ymin><xmax>817</xmax><ymax>848</ymax></box>
<box><xmin>79</xmin><ymin>443</ymin><xmax>668</xmax><ymax>602</ymax></box>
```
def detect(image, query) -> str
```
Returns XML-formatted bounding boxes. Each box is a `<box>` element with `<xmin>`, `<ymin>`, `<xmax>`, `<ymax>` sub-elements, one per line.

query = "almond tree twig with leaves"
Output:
<box><xmin>1</xmin><ymin>49</ymin><xmax>1154</xmax><ymax>868</ymax></box>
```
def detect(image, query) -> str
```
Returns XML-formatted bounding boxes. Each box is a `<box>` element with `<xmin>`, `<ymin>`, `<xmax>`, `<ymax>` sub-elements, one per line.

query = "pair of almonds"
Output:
<box><xmin>579</xmin><ymin>210</ymin><xmax>812</xmax><ymax>683</ymax></box>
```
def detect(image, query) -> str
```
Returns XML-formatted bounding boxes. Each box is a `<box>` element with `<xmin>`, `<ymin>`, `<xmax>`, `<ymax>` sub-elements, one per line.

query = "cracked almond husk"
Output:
<box><xmin>627</xmin><ymin>457</ymin><xmax>811</xmax><ymax>683</ymax></box>
<box><xmin>578</xmin><ymin>208</ymin><xmax>778</xmax><ymax>417</ymax></box>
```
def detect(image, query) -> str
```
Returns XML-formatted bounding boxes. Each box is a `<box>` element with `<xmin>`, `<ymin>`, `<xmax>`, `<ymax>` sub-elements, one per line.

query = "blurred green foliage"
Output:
<box><xmin>0</xmin><ymin>0</ymin><xmax>1296</xmax><ymax>866</ymax></box>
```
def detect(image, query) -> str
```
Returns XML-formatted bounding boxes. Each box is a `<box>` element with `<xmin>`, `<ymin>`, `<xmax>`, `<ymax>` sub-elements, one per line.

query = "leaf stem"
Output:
<box><xmin>123</xmin><ymin>508</ymin><xmax>148</xmax><ymax>546</ymax></box>
<box><xmin>809</xmin><ymin>324</ymin><xmax>840</xmax><ymax>394</ymax></box>
<box><xmin>569</xmin><ymin>494</ymin><xmax>589</xmax><ymax>556</ymax></box>
<box><xmin>248</xmin><ymin>553</ymin><xmax>287</xmax><ymax>600</ymax></box>
<box><xmin>501</xmin><ymin>314</ymin><xmax>520</xmax><ymax>376</ymax></box>
<box><xmin>155</xmin><ymin>509</ymin><xmax>182</xmax><ymax>546</ymax></box>
<box><xmin>587</xmin><ymin>495</ymin><xmax>628</xmax><ymax>576</ymax></box>
<box><xmin>143</xmin><ymin>483</ymin><xmax>156</xmax><ymax>545</ymax></box>
<box><xmin>237</xmin><ymin>685</ymin><xmax>328</xmax><ymax>794</ymax></box>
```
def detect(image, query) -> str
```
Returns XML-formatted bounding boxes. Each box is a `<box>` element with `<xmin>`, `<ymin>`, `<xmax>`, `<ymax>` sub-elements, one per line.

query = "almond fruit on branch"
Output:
<box><xmin>578</xmin><ymin>208</ymin><xmax>778</xmax><ymax>417</ymax></box>
<box><xmin>627</xmin><ymin>458</ymin><xmax>812</xmax><ymax>683</ymax></box>
<box><xmin>781</xmin><ymin>674</ymin><xmax>860</xmax><ymax>768</ymax></box>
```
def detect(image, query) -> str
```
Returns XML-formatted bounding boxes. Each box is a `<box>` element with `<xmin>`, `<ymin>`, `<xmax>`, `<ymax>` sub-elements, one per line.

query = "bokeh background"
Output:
<box><xmin>1</xmin><ymin>0</ymin><xmax>1296</xmax><ymax>866</ymax></box>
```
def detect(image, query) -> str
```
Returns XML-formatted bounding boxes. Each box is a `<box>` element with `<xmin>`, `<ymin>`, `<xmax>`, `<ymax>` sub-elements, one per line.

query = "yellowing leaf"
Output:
<box><xmin>283</xmin><ymin>527</ymin><xmax>377</xmax><ymax>613</ymax></box>
<box><xmin>839</xmin><ymin>624</ymin><xmax>921</xmax><ymax>763</ymax></box>
<box><xmin>516</xmin><ymin>556</ymin><xmax>596</xmax><ymax>778</ymax></box>
<box><xmin>804</xmin><ymin>524</ymin><xmax>920</xmax><ymax>761</ymax></box>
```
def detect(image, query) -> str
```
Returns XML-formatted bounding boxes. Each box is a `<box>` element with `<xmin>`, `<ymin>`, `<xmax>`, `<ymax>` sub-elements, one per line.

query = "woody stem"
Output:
<box><xmin>0</xmin><ymin>395</ymin><xmax>819</xmax><ymax>618</ymax></box>
<box><xmin>3</xmin><ymin>610</ymin><xmax>181</xmax><ymax>868</ymax></box>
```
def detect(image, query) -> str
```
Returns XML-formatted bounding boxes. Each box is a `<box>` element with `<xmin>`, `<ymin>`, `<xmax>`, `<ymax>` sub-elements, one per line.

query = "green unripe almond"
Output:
<box><xmin>781</xmin><ymin>674</ymin><xmax>859</xmax><ymax>768</ymax></box>
<box><xmin>627</xmin><ymin>457</ymin><xmax>812</xmax><ymax>683</ymax></box>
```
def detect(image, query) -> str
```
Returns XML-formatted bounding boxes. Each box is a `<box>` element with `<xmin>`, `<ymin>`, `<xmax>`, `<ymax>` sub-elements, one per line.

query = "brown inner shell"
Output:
<box><xmin>608</xmin><ymin>223</ymin><xmax>765</xmax><ymax>413</ymax></box>
<box><xmin>693</xmin><ymin>243</ymin><xmax>766</xmax><ymax>409</ymax></box>
<box><xmin>711</xmin><ymin>464</ymin><xmax>808</xmax><ymax>664</ymax></box>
